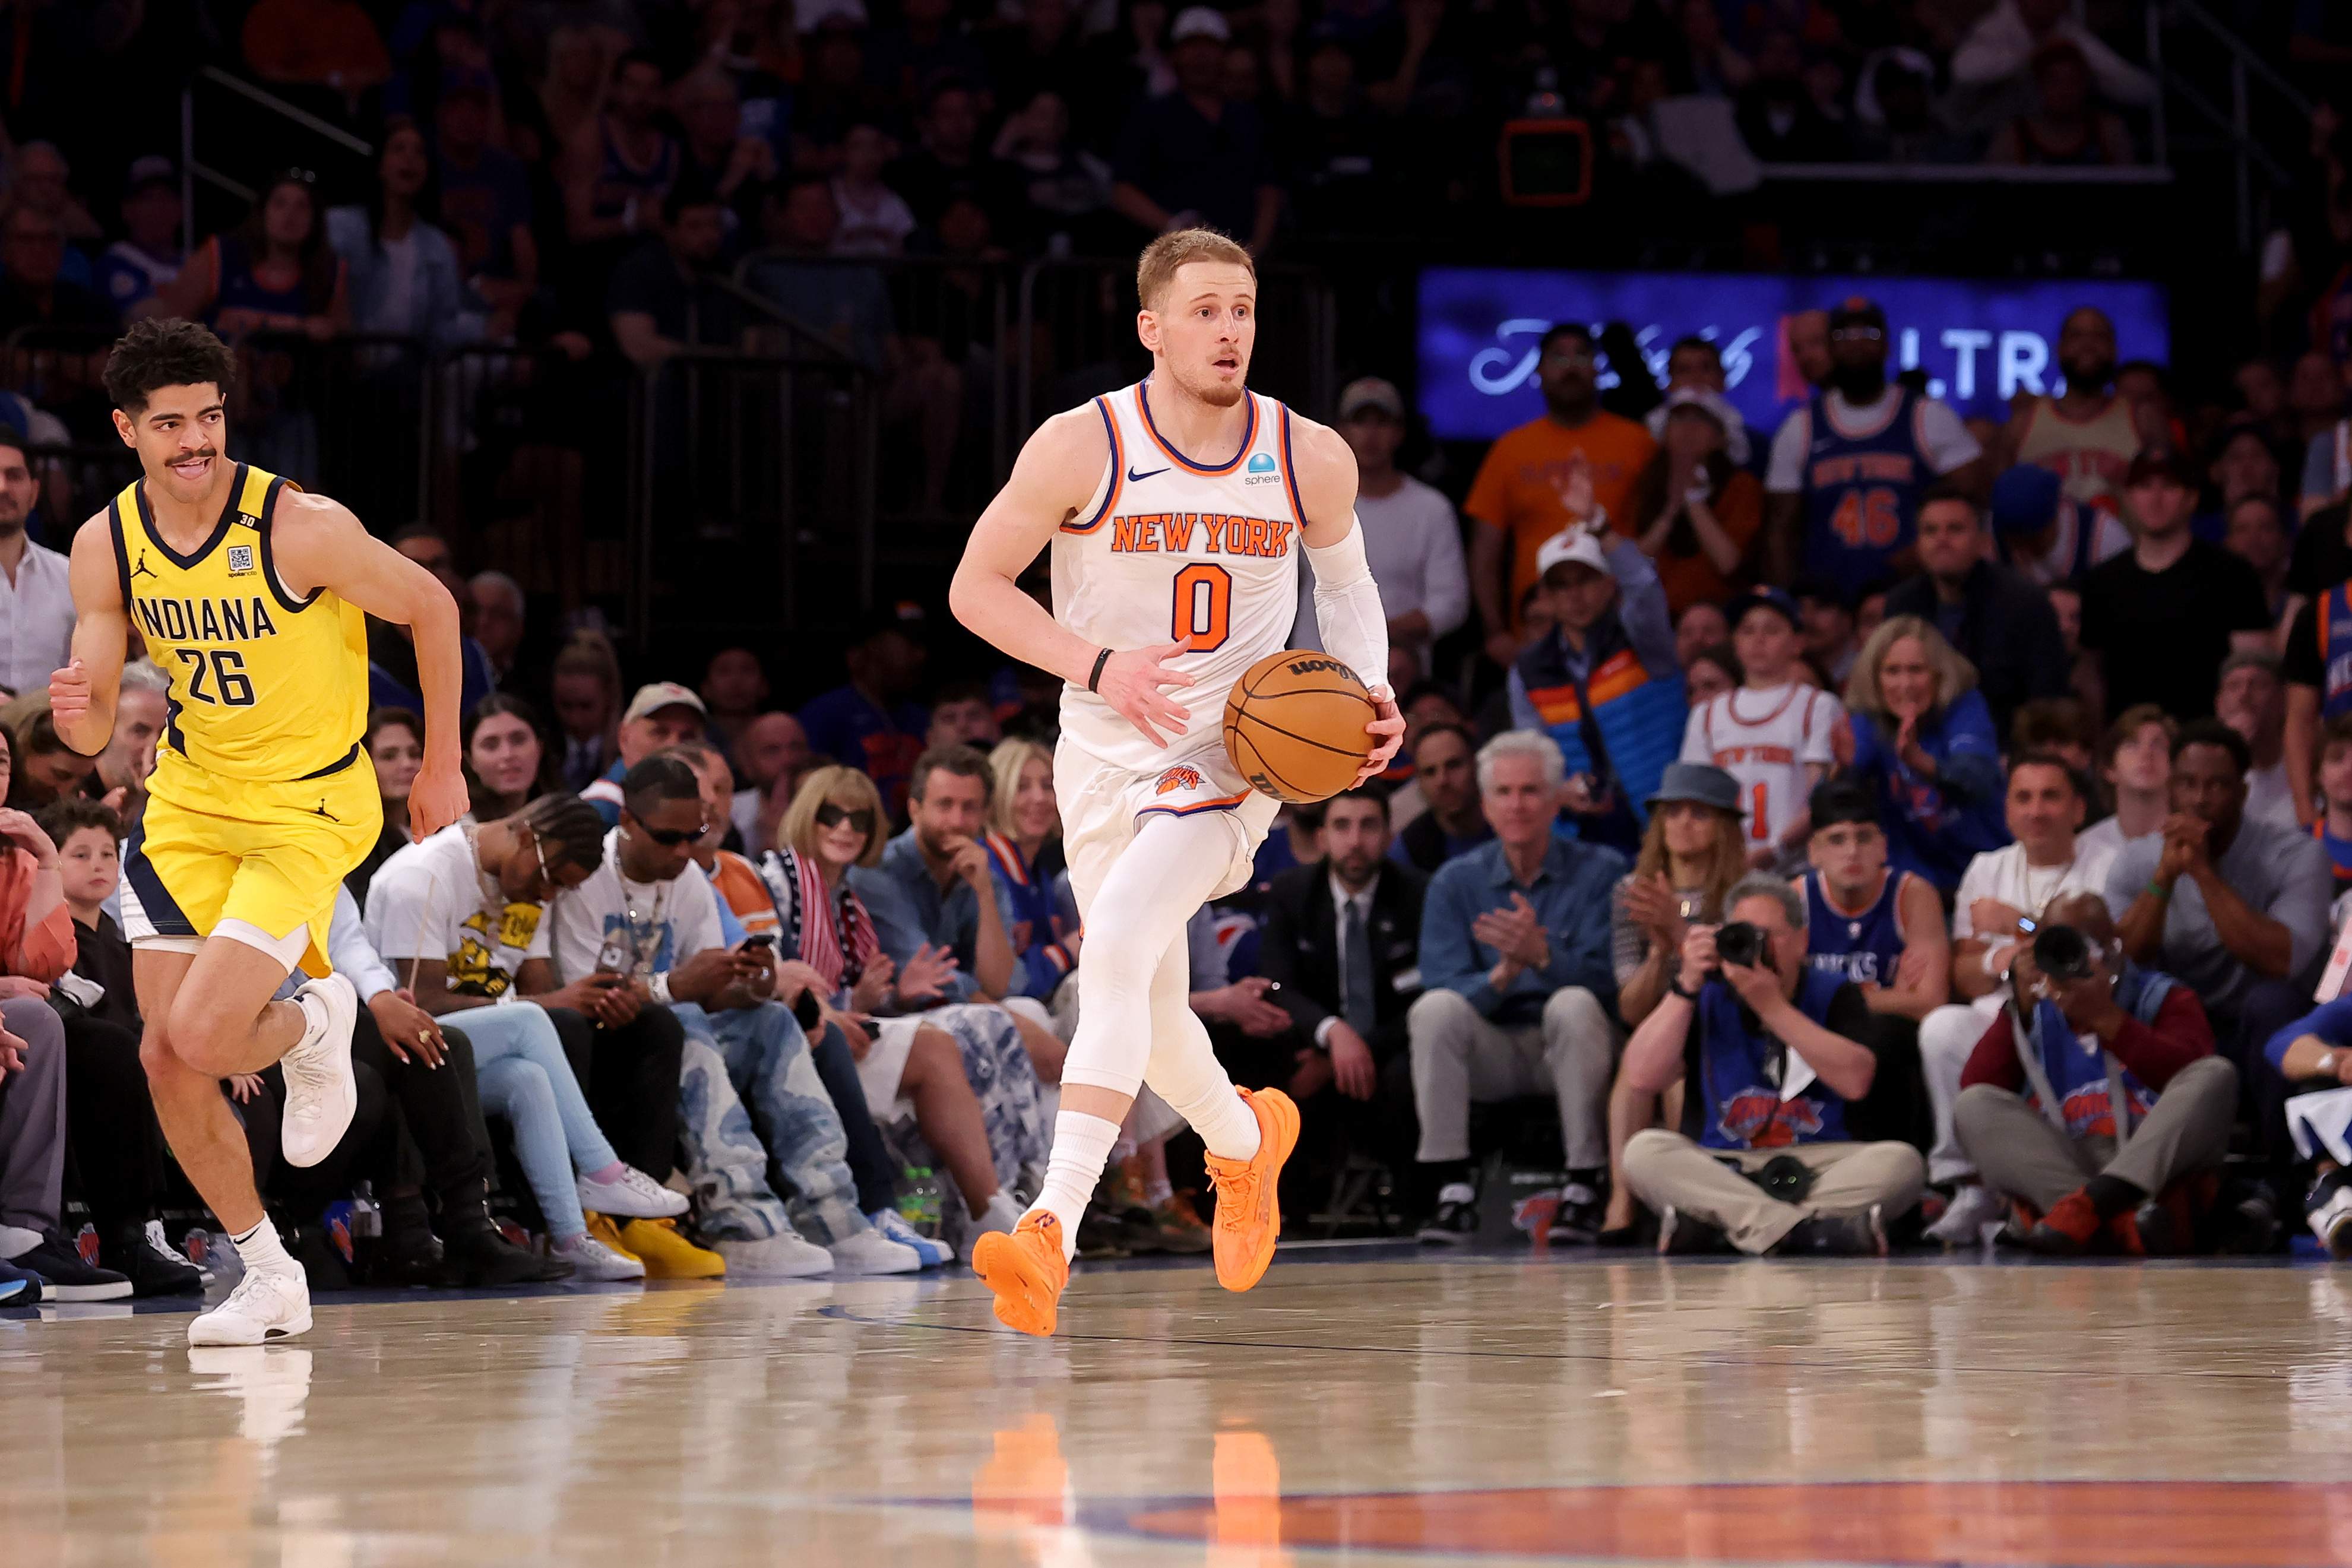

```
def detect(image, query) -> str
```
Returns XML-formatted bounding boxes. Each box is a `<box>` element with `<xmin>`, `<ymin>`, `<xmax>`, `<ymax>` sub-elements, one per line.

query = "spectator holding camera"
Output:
<box><xmin>1619</xmin><ymin>873</ymin><xmax>1927</xmax><ymax>1255</ymax></box>
<box><xmin>2106</xmin><ymin>719</ymin><xmax>2332</xmax><ymax>1112</ymax></box>
<box><xmin>1956</xmin><ymin>891</ymin><xmax>2237</xmax><ymax>1255</ymax></box>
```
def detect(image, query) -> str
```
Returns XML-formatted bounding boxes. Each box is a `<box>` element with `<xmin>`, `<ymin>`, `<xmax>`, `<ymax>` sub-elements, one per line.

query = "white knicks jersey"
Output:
<box><xmin>1053</xmin><ymin>381</ymin><xmax>1307</xmax><ymax>771</ymax></box>
<box><xmin>1679</xmin><ymin>681</ymin><xmax>1844</xmax><ymax>850</ymax></box>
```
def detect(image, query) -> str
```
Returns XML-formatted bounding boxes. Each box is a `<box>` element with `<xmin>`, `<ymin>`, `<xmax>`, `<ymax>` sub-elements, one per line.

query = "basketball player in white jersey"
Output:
<box><xmin>950</xmin><ymin>229</ymin><xmax>1402</xmax><ymax>1335</ymax></box>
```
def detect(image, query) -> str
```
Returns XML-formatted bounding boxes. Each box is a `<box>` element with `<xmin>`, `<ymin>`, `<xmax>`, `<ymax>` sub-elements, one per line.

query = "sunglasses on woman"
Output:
<box><xmin>815</xmin><ymin>803</ymin><xmax>876</xmax><ymax>834</ymax></box>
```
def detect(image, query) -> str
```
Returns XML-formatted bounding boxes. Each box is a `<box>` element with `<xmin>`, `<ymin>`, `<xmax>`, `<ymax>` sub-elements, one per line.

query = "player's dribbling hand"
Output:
<box><xmin>1354</xmin><ymin>686</ymin><xmax>1404</xmax><ymax>784</ymax></box>
<box><xmin>48</xmin><ymin>658</ymin><xmax>89</xmax><ymax>731</ymax></box>
<box><xmin>407</xmin><ymin>759</ymin><xmax>470</xmax><ymax>841</ymax></box>
<box><xmin>1097</xmin><ymin>642</ymin><xmax>1196</xmax><ymax>747</ymax></box>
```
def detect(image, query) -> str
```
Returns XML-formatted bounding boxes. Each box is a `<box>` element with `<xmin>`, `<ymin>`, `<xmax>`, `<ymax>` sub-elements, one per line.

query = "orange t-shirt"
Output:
<box><xmin>1651</xmin><ymin>470</ymin><xmax>1765</xmax><ymax>617</ymax></box>
<box><xmin>1464</xmin><ymin>411</ymin><xmax>1658</xmax><ymax>628</ymax></box>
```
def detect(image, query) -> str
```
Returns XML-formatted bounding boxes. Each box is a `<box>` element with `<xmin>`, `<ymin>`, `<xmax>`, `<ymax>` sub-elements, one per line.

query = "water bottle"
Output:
<box><xmin>898</xmin><ymin>1167</ymin><xmax>945</xmax><ymax>1239</ymax></box>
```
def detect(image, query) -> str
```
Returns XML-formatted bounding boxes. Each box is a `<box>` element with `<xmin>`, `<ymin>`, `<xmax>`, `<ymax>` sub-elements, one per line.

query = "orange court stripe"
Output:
<box><xmin>1121</xmin><ymin>1480</ymin><xmax>2352</xmax><ymax>1565</ymax></box>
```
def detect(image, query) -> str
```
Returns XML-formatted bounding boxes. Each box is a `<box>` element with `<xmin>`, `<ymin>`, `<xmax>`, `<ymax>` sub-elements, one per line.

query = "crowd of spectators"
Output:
<box><xmin>16</xmin><ymin>2</ymin><xmax>2352</xmax><ymax>1303</ymax></box>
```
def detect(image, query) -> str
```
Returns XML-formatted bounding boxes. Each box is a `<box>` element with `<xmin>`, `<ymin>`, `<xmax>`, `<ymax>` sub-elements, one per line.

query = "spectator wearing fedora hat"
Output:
<box><xmin>1291</xmin><ymin>377</ymin><xmax>1468</xmax><ymax>687</ymax></box>
<box><xmin>2079</xmin><ymin>449</ymin><xmax>2272</xmax><ymax>721</ymax></box>
<box><xmin>1599</xmin><ymin>759</ymin><xmax>1751</xmax><ymax>1243</ymax></box>
<box><xmin>1507</xmin><ymin>514</ymin><xmax>1685</xmax><ymax>855</ymax></box>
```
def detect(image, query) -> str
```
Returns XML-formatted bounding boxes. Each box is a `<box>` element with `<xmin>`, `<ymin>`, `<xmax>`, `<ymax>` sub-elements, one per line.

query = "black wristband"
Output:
<box><xmin>1087</xmin><ymin>647</ymin><xmax>1112</xmax><ymax>692</ymax></box>
<box><xmin>1668</xmin><ymin>977</ymin><xmax>1702</xmax><ymax>1001</ymax></box>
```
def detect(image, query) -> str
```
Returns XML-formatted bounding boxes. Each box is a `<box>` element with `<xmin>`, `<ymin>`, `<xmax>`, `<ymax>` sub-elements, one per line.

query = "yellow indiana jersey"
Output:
<box><xmin>107</xmin><ymin>462</ymin><xmax>370</xmax><ymax>790</ymax></box>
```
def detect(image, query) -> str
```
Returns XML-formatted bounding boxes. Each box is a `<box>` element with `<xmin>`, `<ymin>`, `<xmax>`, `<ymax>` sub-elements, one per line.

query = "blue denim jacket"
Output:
<box><xmin>1419</xmin><ymin>835</ymin><xmax>1626</xmax><ymax>1025</ymax></box>
<box><xmin>851</xmin><ymin>828</ymin><xmax>1052</xmax><ymax>1003</ymax></box>
<box><xmin>325</xmin><ymin>205</ymin><xmax>486</xmax><ymax>353</ymax></box>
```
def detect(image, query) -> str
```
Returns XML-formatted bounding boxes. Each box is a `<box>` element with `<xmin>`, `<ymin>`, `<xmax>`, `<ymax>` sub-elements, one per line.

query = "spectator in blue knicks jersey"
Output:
<box><xmin>798</xmin><ymin>603</ymin><xmax>932</xmax><ymax>821</ymax></box>
<box><xmin>1764</xmin><ymin>297</ymin><xmax>1982</xmax><ymax>596</ymax></box>
<box><xmin>1797</xmin><ymin>780</ymin><xmax>1949</xmax><ymax>1024</ymax></box>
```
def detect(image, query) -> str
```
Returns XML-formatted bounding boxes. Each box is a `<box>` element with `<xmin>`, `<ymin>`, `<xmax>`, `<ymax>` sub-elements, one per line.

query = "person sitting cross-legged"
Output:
<box><xmin>1598</xmin><ymin>762</ymin><xmax>1748</xmax><ymax>1244</ymax></box>
<box><xmin>1620</xmin><ymin>874</ymin><xmax>1927</xmax><ymax>1256</ymax></box>
<box><xmin>1916</xmin><ymin>751</ymin><xmax>2118</xmax><ymax>1245</ymax></box>
<box><xmin>1409</xmin><ymin>729</ymin><xmax>1625</xmax><ymax>1243</ymax></box>
<box><xmin>1955</xmin><ymin>891</ymin><xmax>2241</xmax><ymax>1255</ymax></box>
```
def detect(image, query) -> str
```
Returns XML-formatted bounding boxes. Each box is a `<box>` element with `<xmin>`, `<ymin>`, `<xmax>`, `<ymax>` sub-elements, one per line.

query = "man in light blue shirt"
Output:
<box><xmin>1410</xmin><ymin>729</ymin><xmax>1626</xmax><ymax>1243</ymax></box>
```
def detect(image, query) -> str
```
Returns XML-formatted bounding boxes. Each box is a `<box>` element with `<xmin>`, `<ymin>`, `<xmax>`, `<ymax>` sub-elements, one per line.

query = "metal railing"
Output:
<box><xmin>1014</xmin><ymin>256</ymin><xmax>1338</xmax><ymax>436</ymax></box>
<box><xmin>179</xmin><ymin>66</ymin><xmax>375</xmax><ymax>254</ymax></box>
<box><xmin>2147</xmin><ymin>0</ymin><xmax>2315</xmax><ymax>252</ymax></box>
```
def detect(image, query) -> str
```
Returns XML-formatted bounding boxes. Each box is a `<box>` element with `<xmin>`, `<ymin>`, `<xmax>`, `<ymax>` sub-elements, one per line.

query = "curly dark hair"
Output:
<box><xmin>104</xmin><ymin>318</ymin><xmax>238</xmax><ymax>413</ymax></box>
<box><xmin>35</xmin><ymin>794</ymin><xmax>122</xmax><ymax>847</ymax></box>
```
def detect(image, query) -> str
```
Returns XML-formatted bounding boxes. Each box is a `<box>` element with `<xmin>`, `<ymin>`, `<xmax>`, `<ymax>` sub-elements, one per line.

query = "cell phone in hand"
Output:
<box><xmin>740</xmin><ymin>934</ymin><xmax>777</xmax><ymax>953</ymax></box>
<box><xmin>594</xmin><ymin>935</ymin><xmax>631</xmax><ymax>974</ymax></box>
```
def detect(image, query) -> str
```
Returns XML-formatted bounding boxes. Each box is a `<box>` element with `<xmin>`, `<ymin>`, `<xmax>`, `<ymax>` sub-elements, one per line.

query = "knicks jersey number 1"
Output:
<box><xmin>1052</xmin><ymin>381</ymin><xmax>1307</xmax><ymax>771</ymax></box>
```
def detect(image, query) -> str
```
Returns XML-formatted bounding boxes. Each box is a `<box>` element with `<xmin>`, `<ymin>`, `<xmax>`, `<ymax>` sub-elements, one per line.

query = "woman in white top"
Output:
<box><xmin>1917</xmin><ymin>752</ymin><xmax>2117</xmax><ymax>1244</ymax></box>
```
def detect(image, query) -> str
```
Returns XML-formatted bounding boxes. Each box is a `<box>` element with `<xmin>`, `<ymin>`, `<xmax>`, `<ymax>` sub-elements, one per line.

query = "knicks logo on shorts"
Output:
<box><xmin>1156</xmin><ymin>765</ymin><xmax>1204</xmax><ymax>795</ymax></box>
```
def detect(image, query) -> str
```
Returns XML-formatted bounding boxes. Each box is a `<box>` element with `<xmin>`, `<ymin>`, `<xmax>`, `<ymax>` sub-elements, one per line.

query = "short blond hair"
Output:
<box><xmin>780</xmin><ymin>765</ymin><xmax>888</xmax><ymax>868</ymax></box>
<box><xmin>1137</xmin><ymin>228</ymin><xmax>1253</xmax><ymax>311</ymax></box>
<box><xmin>1844</xmin><ymin>614</ymin><xmax>1979</xmax><ymax>728</ymax></box>
<box><xmin>989</xmin><ymin>737</ymin><xmax>1056</xmax><ymax>838</ymax></box>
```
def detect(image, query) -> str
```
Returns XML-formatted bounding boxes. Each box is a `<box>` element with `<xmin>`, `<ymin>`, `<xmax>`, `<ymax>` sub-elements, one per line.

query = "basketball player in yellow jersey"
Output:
<box><xmin>50</xmin><ymin>319</ymin><xmax>466</xmax><ymax>1347</ymax></box>
<box><xmin>951</xmin><ymin>229</ymin><xmax>1402</xmax><ymax>1335</ymax></box>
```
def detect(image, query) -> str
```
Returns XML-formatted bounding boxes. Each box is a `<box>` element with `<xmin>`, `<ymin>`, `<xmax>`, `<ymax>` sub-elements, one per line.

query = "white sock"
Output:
<box><xmin>1026</xmin><ymin>1110</ymin><xmax>1121</xmax><ymax>1261</ymax></box>
<box><xmin>230</xmin><ymin>1217</ymin><xmax>299</xmax><ymax>1278</ymax></box>
<box><xmin>289</xmin><ymin>989</ymin><xmax>330</xmax><ymax>1053</ymax></box>
<box><xmin>1184</xmin><ymin>1088</ymin><xmax>1262</xmax><ymax>1163</ymax></box>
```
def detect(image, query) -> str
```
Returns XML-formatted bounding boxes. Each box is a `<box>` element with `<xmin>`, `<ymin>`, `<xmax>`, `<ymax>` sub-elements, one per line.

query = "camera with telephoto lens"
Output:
<box><xmin>2031</xmin><ymin>923</ymin><xmax>2096</xmax><ymax>983</ymax></box>
<box><xmin>1715</xmin><ymin>920</ymin><xmax>1766</xmax><ymax>969</ymax></box>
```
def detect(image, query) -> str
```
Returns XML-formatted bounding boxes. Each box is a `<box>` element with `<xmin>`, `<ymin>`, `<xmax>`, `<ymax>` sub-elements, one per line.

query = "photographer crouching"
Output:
<box><xmin>1952</xmin><ymin>891</ymin><xmax>2240</xmax><ymax>1255</ymax></box>
<box><xmin>1620</xmin><ymin>873</ymin><xmax>1925</xmax><ymax>1256</ymax></box>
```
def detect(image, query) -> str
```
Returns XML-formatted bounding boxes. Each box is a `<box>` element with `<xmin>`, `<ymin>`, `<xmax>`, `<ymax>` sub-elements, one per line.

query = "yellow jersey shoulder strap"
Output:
<box><xmin>233</xmin><ymin>463</ymin><xmax>322</xmax><ymax>617</ymax></box>
<box><xmin>105</xmin><ymin>479</ymin><xmax>140</xmax><ymax>613</ymax></box>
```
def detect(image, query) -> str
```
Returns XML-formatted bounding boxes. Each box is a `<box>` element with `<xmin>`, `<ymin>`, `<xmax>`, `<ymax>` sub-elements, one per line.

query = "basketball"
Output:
<box><xmin>1222</xmin><ymin>649</ymin><xmax>1378</xmax><ymax>804</ymax></box>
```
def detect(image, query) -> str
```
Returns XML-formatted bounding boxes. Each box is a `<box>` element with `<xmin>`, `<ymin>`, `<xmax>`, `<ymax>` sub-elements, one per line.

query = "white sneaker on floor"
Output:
<box><xmin>869</xmin><ymin>1206</ymin><xmax>954</xmax><ymax>1266</ymax></box>
<box><xmin>280</xmin><ymin>973</ymin><xmax>358</xmax><ymax>1168</ymax></box>
<box><xmin>577</xmin><ymin>1165</ymin><xmax>690</xmax><ymax>1220</ymax></box>
<box><xmin>553</xmin><ymin>1231</ymin><xmax>646</xmax><ymax>1281</ymax></box>
<box><xmin>971</xmin><ymin>1191</ymin><xmax>1023</xmax><ymax>1242</ymax></box>
<box><xmin>827</xmin><ymin>1228</ymin><xmax>922</xmax><ymax>1275</ymax></box>
<box><xmin>716</xmin><ymin>1232</ymin><xmax>833</xmax><ymax>1278</ymax></box>
<box><xmin>1924</xmin><ymin>1183</ymin><xmax>2006</xmax><ymax>1247</ymax></box>
<box><xmin>188</xmin><ymin>1268</ymin><xmax>312</xmax><ymax>1347</ymax></box>
<box><xmin>149</xmin><ymin>1219</ymin><xmax>214</xmax><ymax>1287</ymax></box>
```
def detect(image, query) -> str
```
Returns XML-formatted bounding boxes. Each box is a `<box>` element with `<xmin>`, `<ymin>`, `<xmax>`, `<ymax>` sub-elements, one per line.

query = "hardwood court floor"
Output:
<box><xmin>5</xmin><ymin>1244</ymin><xmax>2351</xmax><ymax>1566</ymax></box>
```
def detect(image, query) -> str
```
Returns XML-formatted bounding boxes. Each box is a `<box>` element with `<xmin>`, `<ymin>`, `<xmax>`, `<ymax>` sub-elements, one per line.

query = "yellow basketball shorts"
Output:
<box><xmin>120</xmin><ymin>749</ymin><xmax>383</xmax><ymax>978</ymax></box>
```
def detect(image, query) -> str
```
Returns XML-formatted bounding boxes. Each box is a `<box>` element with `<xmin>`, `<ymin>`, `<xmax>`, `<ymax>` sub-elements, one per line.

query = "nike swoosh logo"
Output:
<box><xmin>1126</xmin><ymin>465</ymin><xmax>1169</xmax><ymax>483</ymax></box>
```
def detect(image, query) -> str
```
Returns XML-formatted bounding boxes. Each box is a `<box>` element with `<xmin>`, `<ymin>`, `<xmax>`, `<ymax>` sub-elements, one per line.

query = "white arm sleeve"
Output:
<box><xmin>1304</xmin><ymin>516</ymin><xmax>1391</xmax><ymax>692</ymax></box>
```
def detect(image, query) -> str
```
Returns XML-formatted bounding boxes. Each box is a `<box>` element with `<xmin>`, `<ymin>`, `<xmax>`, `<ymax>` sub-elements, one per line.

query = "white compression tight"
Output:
<box><xmin>1026</xmin><ymin>809</ymin><xmax>1264</xmax><ymax>1252</ymax></box>
<box><xmin>1062</xmin><ymin>807</ymin><xmax>1262</xmax><ymax>1158</ymax></box>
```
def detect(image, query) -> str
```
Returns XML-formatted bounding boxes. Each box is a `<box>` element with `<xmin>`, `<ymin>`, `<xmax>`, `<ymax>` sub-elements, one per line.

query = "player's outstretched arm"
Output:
<box><xmin>1290</xmin><ymin>416</ymin><xmax>1403</xmax><ymax>780</ymax></box>
<box><xmin>52</xmin><ymin>511</ymin><xmax>129</xmax><ymax>758</ymax></box>
<box><xmin>949</xmin><ymin>405</ymin><xmax>1196</xmax><ymax>746</ymax></box>
<box><xmin>271</xmin><ymin>493</ymin><xmax>467</xmax><ymax>838</ymax></box>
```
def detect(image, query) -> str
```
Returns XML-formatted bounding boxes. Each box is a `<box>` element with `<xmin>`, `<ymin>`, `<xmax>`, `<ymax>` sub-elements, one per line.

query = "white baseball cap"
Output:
<box><xmin>623</xmin><ymin>681</ymin><xmax>708</xmax><ymax>724</ymax></box>
<box><xmin>1170</xmin><ymin>6</ymin><xmax>1232</xmax><ymax>43</ymax></box>
<box><xmin>1535</xmin><ymin>528</ymin><xmax>1610</xmax><ymax>579</ymax></box>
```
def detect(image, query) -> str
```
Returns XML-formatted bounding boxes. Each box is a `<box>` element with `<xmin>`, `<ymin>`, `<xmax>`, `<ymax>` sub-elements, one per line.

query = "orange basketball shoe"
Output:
<box><xmin>1203</xmin><ymin>1087</ymin><xmax>1300</xmax><ymax>1293</ymax></box>
<box><xmin>971</xmin><ymin>1212</ymin><xmax>1068</xmax><ymax>1336</ymax></box>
